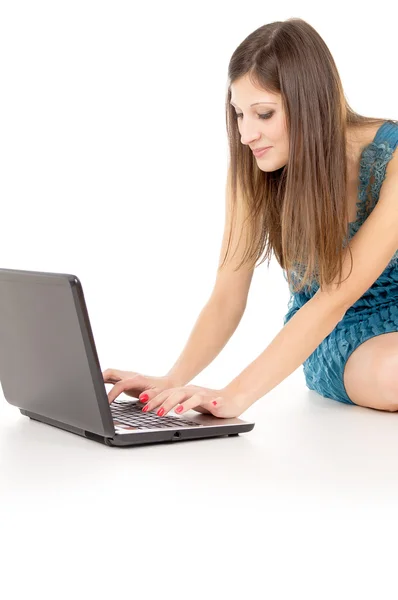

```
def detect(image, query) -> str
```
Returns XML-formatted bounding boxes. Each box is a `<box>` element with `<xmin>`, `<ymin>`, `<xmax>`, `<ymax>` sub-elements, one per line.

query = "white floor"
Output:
<box><xmin>2</xmin><ymin>369</ymin><xmax>398</xmax><ymax>599</ymax></box>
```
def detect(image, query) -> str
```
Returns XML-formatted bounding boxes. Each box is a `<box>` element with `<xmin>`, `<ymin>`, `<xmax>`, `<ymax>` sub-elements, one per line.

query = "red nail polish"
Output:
<box><xmin>212</xmin><ymin>401</ymin><xmax>217</xmax><ymax>406</ymax></box>
<box><xmin>157</xmin><ymin>408</ymin><xmax>165</xmax><ymax>417</ymax></box>
<box><xmin>176</xmin><ymin>406</ymin><xmax>183</xmax><ymax>413</ymax></box>
<box><xmin>142</xmin><ymin>405</ymin><xmax>149</xmax><ymax>412</ymax></box>
<box><xmin>140</xmin><ymin>394</ymin><xmax>149</xmax><ymax>402</ymax></box>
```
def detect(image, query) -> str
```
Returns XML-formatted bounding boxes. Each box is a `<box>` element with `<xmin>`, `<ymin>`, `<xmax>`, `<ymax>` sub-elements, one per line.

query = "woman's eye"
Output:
<box><xmin>235</xmin><ymin>112</ymin><xmax>273</xmax><ymax>120</ymax></box>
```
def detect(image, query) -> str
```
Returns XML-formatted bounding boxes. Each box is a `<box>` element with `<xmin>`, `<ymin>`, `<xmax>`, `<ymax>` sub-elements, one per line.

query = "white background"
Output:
<box><xmin>1</xmin><ymin>1</ymin><xmax>398</xmax><ymax>598</ymax></box>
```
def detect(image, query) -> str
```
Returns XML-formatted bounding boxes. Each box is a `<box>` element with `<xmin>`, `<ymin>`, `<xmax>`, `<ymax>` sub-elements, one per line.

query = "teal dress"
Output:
<box><xmin>283</xmin><ymin>120</ymin><xmax>398</xmax><ymax>405</ymax></box>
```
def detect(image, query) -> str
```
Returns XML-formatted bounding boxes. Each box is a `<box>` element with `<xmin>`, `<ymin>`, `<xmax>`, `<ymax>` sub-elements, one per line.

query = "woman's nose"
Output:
<box><xmin>239</xmin><ymin>127</ymin><xmax>262</xmax><ymax>146</ymax></box>
<box><xmin>241</xmin><ymin>136</ymin><xmax>261</xmax><ymax>147</ymax></box>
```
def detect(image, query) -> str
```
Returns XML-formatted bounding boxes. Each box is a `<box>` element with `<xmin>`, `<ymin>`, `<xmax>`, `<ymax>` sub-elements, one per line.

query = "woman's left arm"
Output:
<box><xmin>223</xmin><ymin>295</ymin><xmax>345</xmax><ymax>406</ymax></box>
<box><xmin>225</xmin><ymin>154</ymin><xmax>398</xmax><ymax>407</ymax></box>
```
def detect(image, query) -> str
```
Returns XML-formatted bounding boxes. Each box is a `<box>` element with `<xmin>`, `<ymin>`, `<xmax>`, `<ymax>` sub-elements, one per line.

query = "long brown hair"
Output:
<box><xmin>220</xmin><ymin>17</ymin><xmax>396</xmax><ymax>294</ymax></box>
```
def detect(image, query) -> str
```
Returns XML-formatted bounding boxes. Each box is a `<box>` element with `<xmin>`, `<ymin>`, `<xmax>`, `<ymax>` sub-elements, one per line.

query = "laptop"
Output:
<box><xmin>0</xmin><ymin>268</ymin><xmax>255</xmax><ymax>447</ymax></box>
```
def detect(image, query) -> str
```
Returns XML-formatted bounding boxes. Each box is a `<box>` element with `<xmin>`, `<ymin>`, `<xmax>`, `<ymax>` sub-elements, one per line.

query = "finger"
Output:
<box><xmin>176</xmin><ymin>394</ymin><xmax>223</xmax><ymax>416</ymax></box>
<box><xmin>102</xmin><ymin>369</ymin><xmax>121</xmax><ymax>383</ymax></box>
<box><xmin>138</xmin><ymin>388</ymin><xmax>162</xmax><ymax>404</ymax></box>
<box><xmin>172</xmin><ymin>393</ymin><xmax>207</xmax><ymax>415</ymax></box>
<box><xmin>148</xmin><ymin>391</ymin><xmax>202</xmax><ymax>416</ymax></box>
<box><xmin>142</xmin><ymin>388</ymin><xmax>180</xmax><ymax>414</ymax></box>
<box><xmin>103</xmin><ymin>370</ymin><xmax>140</xmax><ymax>385</ymax></box>
<box><xmin>107</xmin><ymin>376</ymin><xmax>147</xmax><ymax>404</ymax></box>
<box><xmin>104</xmin><ymin>378</ymin><xmax>121</xmax><ymax>385</ymax></box>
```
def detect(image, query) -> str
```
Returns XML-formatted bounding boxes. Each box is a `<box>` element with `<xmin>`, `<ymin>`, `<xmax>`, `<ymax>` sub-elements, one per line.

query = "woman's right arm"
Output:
<box><xmin>166</xmin><ymin>168</ymin><xmax>255</xmax><ymax>387</ymax></box>
<box><xmin>165</xmin><ymin>295</ymin><xmax>246</xmax><ymax>386</ymax></box>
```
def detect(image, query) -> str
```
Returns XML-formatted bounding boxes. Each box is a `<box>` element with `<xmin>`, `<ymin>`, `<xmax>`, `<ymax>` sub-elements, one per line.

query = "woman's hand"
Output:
<box><xmin>102</xmin><ymin>369</ymin><xmax>177</xmax><ymax>404</ymax></box>
<box><xmin>108</xmin><ymin>378</ymin><xmax>249</xmax><ymax>419</ymax></box>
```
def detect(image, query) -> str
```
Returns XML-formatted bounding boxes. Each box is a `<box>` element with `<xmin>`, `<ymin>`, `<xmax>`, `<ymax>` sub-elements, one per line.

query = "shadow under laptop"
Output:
<box><xmin>0</xmin><ymin>410</ymin><xmax>256</xmax><ymax>497</ymax></box>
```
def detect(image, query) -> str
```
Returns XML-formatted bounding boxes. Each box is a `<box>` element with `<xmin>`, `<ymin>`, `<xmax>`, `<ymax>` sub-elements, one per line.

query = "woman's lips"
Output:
<box><xmin>252</xmin><ymin>146</ymin><xmax>272</xmax><ymax>157</ymax></box>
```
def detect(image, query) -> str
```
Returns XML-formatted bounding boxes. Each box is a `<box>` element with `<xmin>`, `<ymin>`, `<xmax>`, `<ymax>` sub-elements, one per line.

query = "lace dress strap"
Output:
<box><xmin>353</xmin><ymin>121</ymin><xmax>398</xmax><ymax>231</ymax></box>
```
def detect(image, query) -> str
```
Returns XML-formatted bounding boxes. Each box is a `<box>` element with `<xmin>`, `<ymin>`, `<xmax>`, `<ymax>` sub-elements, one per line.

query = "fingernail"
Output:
<box><xmin>212</xmin><ymin>401</ymin><xmax>217</xmax><ymax>406</ymax></box>
<box><xmin>176</xmin><ymin>405</ymin><xmax>183</xmax><ymax>413</ymax></box>
<box><xmin>140</xmin><ymin>394</ymin><xmax>149</xmax><ymax>402</ymax></box>
<box><xmin>157</xmin><ymin>408</ymin><xmax>165</xmax><ymax>417</ymax></box>
<box><xmin>142</xmin><ymin>405</ymin><xmax>149</xmax><ymax>412</ymax></box>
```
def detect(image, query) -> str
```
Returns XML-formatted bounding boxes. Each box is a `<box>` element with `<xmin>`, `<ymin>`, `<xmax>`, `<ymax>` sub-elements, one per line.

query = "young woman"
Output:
<box><xmin>104</xmin><ymin>18</ymin><xmax>398</xmax><ymax>417</ymax></box>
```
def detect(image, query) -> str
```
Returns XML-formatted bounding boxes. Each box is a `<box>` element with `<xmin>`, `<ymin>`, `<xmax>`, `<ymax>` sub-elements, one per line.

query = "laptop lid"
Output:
<box><xmin>0</xmin><ymin>268</ymin><xmax>114</xmax><ymax>438</ymax></box>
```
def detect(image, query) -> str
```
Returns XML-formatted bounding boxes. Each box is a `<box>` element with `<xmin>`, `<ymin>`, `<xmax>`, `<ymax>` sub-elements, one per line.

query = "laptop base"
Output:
<box><xmin>20</xmin><ymin>408</ymin><xmax>253</xmax><ymax>447</ymax></box>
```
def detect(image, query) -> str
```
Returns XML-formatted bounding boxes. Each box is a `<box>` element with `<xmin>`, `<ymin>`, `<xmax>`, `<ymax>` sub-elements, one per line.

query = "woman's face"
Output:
<box><xmin>230</xmin><ymin>74</ymin><xmax>289</xmax><ymax>171</ymax></box>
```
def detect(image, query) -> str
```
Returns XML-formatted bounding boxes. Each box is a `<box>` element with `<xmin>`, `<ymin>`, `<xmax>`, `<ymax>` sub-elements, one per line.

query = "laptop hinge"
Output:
<box><xmin>84</xmin><ymin>430</ymin><xmax>113</xmax><ymax>445</ymax></box>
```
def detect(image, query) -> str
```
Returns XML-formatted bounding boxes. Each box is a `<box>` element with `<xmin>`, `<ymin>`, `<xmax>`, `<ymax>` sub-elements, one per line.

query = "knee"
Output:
<box><xmin>375</xmin><ymin>359</ymin><xmax>398</xmax><ymax>411</ymax></box>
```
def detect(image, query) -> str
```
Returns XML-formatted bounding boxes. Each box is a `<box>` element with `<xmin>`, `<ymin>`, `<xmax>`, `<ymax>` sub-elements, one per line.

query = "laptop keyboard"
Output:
<box><xmin>110</xmin><ymin>400</ymin><xmax>204</xmax><ymax>430</ymax></box>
